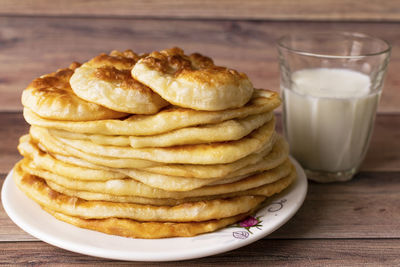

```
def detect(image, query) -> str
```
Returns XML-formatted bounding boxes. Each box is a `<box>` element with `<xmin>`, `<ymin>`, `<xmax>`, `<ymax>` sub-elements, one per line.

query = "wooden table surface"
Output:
<box><xmin>1</xmin><ymin>1</ymin><xmax>400</xmax><ymax>266</ymax></box>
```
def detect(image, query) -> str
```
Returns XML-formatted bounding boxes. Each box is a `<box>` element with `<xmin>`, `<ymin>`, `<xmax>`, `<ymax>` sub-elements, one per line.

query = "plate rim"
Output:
<box><xmin>1</xmin><ymin>157</ymin><xmax>307</xmax><ymax>262</ymax></box>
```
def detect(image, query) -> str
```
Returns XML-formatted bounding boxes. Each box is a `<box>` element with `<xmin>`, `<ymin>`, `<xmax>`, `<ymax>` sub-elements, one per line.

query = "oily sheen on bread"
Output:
<box><xmin>23</xmin><ymin>89</ymin><xmax>280</xmax><ymax>135</ymax></box>
<box><xmin>21</xmin><ymin>63</ymin><xmax>126</xmax><ymax>121</ymax></box>
<box><xmin>15</xmin><ymin>163</ymin><xmax>265</xmax><ymax>222</ymax></box>
<box><xmin>47</xmin><ymin>112</ymin><xmax>273</xmax><ymax>148</ymax></box>
<box><xmin>44</xmin><ymin>119</ymin><xmax>275</xmax><ymax>164</ymax></box>
<box><xmin>132</xmin><ymin>47</ymin><xmax>254</xmax><ymax>111</ymax></box>
<box><xmin>46</xmin><ymin>209</ymin><xmax>252</xmax><ymax>239</ymax></box>
<box><xmin>70</xmin><ymin>50</ymin><xmax>169</xmax><ymax>114</ymax></box>
<box><xmin>14</xmin><ymin>47</ymin><xmax>296</xmax><ymax>239</ymax></box>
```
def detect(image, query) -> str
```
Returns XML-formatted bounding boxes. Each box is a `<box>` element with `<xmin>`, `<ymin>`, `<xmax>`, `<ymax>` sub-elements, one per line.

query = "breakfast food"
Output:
<box><xmin>21</xmin><ymin>63</ymin><xmax>126</xmax><ymax>121</ymax></box>
<box><xmin>131</xmin><ymin>47</ymin><xmax>254</xmax><ymax>111</ymax></box>
<box><xmin>37</xmin><ymin>119</ymin><xmax>275</xmax><ymax>164</ymax></box>
<box><xmin>46</xmin><ymin>112</ymin><xmax>273</xmax><ymax>148</ymax></box>
<box><xmin>14</xmin><ymin>48</ymin><xmax>296</xmax><ymax>238</ymax></box>
<box><xmin>70</xmin><ymin>50</ymin><xmax>169</xmax><ymax>114</ymax></box>
<box><xmin>23</xmin><ymin>89</ymin><xmax>280</xmax><ymax>135</ymax></box>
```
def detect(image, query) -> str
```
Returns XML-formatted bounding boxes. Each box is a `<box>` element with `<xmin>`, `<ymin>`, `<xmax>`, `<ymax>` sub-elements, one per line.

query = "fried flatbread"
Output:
<box><xmin>23</xmin><ymin>89</ymin><xmax>280</xmax><ymax>135</ymax></box>
<box><xmin>32</xmin><ymin>129</ymin><xmax>284</xmax><ymax>179</ymax></box>
<box><xmin>47</xmin><ymin>112</ymin><xmax>273</xmax><ymax>148</ymax></box>
<box><xmin>19</xmin><ymin>134</ymin><xmax>289</xmax><ymax>192</ymax></box>
<box><xmin>21</xmin><ymin>158</ymin><xmax>292</xmax><ymax>198</ymax></box>
<box><xmin>18</xmin><ymin>138</ymin><xmax>125</xmax><ymax>181</ymax></box>
<box><xmin>29</xmin><ymin>129</ymin><xmax>161</xmax><ymax>169</ymax></box>
<box><xmin>45</xmin><ymin>170</ymin><xmax>295</xmax><ymax>206</ymax></box>
<box><xmin>132</xmin><ymin>47</ymin><xmax>254</xmax><ymax>111</ymax></box>
<box><xmin>21</xmin><ymin>63</ymin><xmax>126</xmax><ymax>121</ymax></box>
<box><xmin>21</xmin><ymin>152</ymin><xmax>251</xmax><ymax>191</ymax></box>
<box><xmin>47</xmin><ymin>117</ymin><xmax>275</xmax><ymax>164</ymax></box>
<box><xmin>14</xmin><ymin>162</ymin><xmax>265</xmax><ymax>222</ymax></box>
<box><xmin>144</xmin><ymin>135</ymin><xmax>288</xmax><ymax>178</ymax></box>
<box><xmin>46</xmin><ymin>209</ymin><xmax>252</xmax><ymax>238</ymax></box>
<box><xmin>70</xmin><ymin>50</ymin><xmax>168</xmax><ymax>114</ymax></box>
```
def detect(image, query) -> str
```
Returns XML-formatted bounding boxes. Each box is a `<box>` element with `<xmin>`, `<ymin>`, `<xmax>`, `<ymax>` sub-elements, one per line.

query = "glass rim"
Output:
<box><xmin>277</xmin><ymin>31</ymin><xmax>391</xmax><ymax>59</ymax></box>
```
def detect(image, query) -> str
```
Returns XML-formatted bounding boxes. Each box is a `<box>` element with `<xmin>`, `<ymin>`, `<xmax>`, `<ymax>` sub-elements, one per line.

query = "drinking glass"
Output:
<box><xmin>277</xmin><ymin>32</ymin><xmax>391</xmax><ymax>182</ymax></box>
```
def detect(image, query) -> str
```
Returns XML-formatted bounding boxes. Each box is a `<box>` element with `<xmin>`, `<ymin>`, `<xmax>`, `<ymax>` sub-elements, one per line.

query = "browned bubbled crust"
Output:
<box><xmin>22</xmin><ymin>60</ymin><xmax>127</xmax><ymax>120</ymax></box>
<box><xmin>29</xmin><ymin>49</ymin><xmax>142</xmax><ymax>98</ymax></box>
<box><xmin>29</xmin><ymin>65</ymin><xmax>79</xmax><ymax>99</ymax></box>
<box><xmin>87</xmin><ymin>49</ymin><xmax>146</xmax><ymax>83</ymax></box>
<box><xmin>93</xmin><ymin>67</ymin><xmax>151</xmax><ymax>93</ymax></box>
<box><xmin>141</xmin><ymin>47</ymin><xmax>216</xmax><ymax>76</ymax></box>
<box><xmin>68</xmin><ymin>61</ymin><xmax>81</xmax><ymax>70</ymax></box>
<box><xmin>84</xmin><ymin>50</ymin><xmax>161</xmax><ymax>95</ymax></box>
<box><xmin>90</xmin><ymin>50</ymin><xmax>140</xmax><ymax>69</ymax></box>
<box><xmin>140</xmin><ymin>47</ymin><xmax>249</xmax><ymax>84</ymax></box>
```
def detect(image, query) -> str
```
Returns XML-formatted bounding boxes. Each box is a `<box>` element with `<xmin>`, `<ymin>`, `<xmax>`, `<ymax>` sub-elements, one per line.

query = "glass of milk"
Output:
<box><xmin>277</xmin><ymin>32</ymin><xmax>391</xmax><ymax>182</ymax></box>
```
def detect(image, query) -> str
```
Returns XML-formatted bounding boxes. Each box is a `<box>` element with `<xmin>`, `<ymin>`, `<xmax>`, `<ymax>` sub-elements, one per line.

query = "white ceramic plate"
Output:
<box><xmin>1</xmin><ymin>158</ymin><xmax>307</xmax><ymax>262</ymax></box>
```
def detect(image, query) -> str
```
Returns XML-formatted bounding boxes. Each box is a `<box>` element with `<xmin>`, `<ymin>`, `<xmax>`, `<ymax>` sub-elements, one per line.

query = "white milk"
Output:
<box><xmin>283</xmin><ymin>68</ymin><xmax>380</xmax><ymax>172</ymax></box>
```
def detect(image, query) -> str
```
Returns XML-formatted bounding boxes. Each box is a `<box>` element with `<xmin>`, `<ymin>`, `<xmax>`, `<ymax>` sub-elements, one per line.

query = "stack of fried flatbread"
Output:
<box><xmin>13</xmin><ymin>48</ymin><xmax>296</xmax><ymax>238</ymax></box>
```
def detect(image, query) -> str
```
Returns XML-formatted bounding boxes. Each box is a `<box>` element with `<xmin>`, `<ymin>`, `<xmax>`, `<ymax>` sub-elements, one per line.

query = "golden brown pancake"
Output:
<box><xmin>23</xmin><ymin>89</ymin><xmax>280</xmax><ymax>135</ymax></box>
<box><xmin>18</xmin><ymin>134</ymin><xmax>289</xmax><ymax>191</ymax></box>
<box><xmin>14</xmin><ymin>162</ymin><xmax>265</xmax><ymax>222</ymax></box>
<box><xmin>43</xmin><ymin>118</ymin><xmax>275</xmax><ymax>164</ymax></box>
<box><xmin>21</xmin><ymin>157</ymin><xmax>293</xmax><ymax>199</ymax></box>
<box><xmin>47</xmin><ymin>209</ymin><xmax>252</xmax><ymax>239</ymax></box>
<box><xmin>70</xmin><ymin>50</ymin><xmax>169</xmax><ymax>114</ymax></box>
<box><xmin>132</xmin><ymin>47</ymin><xmax>254</xmax><ymax>111</ymax></box>
<box><xmin>21</xmin><ymin>62</ymin><xmax>126</xmax><ymax>121</ymax></box>
<box><xmin>47</xmin><ymin>112</ymin><xmax>273</xmax><ymax>148</ymax></box>
<box><xmin>27</xmin><ymin>129</ymin><xmax>282</xmax><ymax>177</ymax></box>
<box><xmin>18</xmin><ymin>138</ymin><xmax>125</xmax><ymax>181</ymax></box>
<box><xmin>14</xmin><ymin>48</ymin><xmax>292</xmax><ymax>239</ymax></box>
<box><xmin>45</xmin><ymin>169</ymin><xmax>296</xmax><ymax>205</ymax></box>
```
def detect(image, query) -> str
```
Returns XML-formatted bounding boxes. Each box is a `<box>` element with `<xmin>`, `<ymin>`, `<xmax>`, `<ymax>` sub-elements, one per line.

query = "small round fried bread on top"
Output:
<box><xmin>22</xmin><ymin>62</ymin><xmax>127</xmax><ymax>121</ymax></box>
<box><xmin>132</xmin><ymin>47</ymin><xmax>254</xmax><ymax>111</ymax></box>
<box><xmin>70</xmin><ymin>50</ymin><xmax>169</xmax><ymax>114</ymax></box>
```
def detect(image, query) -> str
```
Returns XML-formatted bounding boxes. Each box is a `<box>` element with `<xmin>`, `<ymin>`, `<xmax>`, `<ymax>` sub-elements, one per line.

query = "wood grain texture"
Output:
<box><xmin>0</xmin><ymin>17</ymin><xmax>399</xmax><ymax>112</ymax></box>
<box><xmin>1</xmin><ymin>0</ymin><xmax>400</xmax><ymax>21</ymax></box>
<box><xmin>1</xmin><ymin>113</ymin><xmax>399</xmax><ymax>174</ymax></box>
<box><xmin>271</xmin><ymin>171</ymin><xmax>400</xmax><ymax>239</ymax></box>
<box><xmin>0</xmin><ymin>239</ymin><xmax>399</xmax><ymax>265</ymax></box>
<box><xmin>361</xmin><ymin>114</ymin><xmax>400</xmax><ymax>171</ymax></box>
<box><xmin>1</xmin><ymin>2</ymin><xmax>399</xmax><ymax>265</ymax></box>
<box><xmin>0</xmin><ymin>113</ymin><xmax>27</xmax><ymax>173</ymax></box>
<box><xmin>0</xmin><ymin>174</ymin><xmax>36</xmax><ymax>242</ymax></box>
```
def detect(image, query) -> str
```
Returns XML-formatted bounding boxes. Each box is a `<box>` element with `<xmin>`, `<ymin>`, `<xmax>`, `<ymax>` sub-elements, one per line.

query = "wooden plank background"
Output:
<box><xmin>1</xmin><ymin>0</ymin><xmax>400</xmax><ymax>21</ymax></box>
<box><xmin>0</xmin><ymin>5</ymin><xmax>399</xmax><ymax>113</ymax></box>
<box><xmin>0</xmin><ymin>240</ymin><xmax>399</xmax><ymax>265</ymax></box>
<box><xmin>0</xmin><ymin>1</ymin><xmax>399</xmax><ymax>265</ymax></box>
